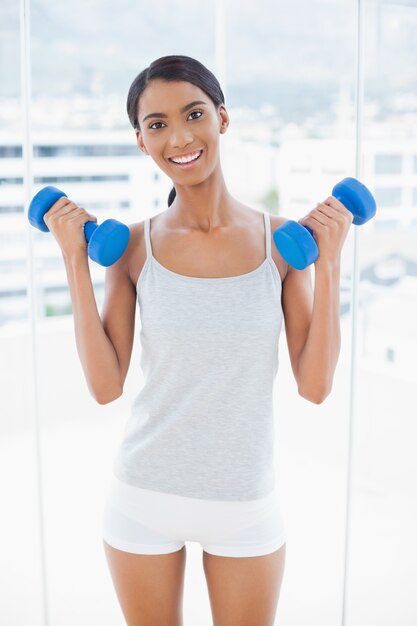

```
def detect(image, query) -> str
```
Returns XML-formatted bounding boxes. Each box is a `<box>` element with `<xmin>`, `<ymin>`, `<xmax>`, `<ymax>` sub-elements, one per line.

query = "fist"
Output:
<box><xmin>298</xmin><ymin>196</ymin><xmax>354</xmax><ymax>266</ymax></box>
<box><xmin>43</xmin><ymin>196</ymin><xmax>98</xmax><ymax>260</ymax></box>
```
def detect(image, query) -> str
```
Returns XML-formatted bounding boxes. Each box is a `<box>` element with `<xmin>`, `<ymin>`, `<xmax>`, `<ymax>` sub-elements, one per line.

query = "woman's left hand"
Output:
<box><xmin>298</xmin><ymin>196</ymin><xmax>354</xmax><ymax>268</ymax></box>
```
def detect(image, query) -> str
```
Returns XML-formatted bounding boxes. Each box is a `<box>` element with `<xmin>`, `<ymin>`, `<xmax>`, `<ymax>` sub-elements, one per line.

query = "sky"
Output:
<box><xmin>2</xmin><ymin>0</ymin><xmax>417</xmax><ymax>106</ymax></box>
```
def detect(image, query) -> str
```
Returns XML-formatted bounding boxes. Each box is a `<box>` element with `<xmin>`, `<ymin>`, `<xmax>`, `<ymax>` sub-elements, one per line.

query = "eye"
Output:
<box><xmin>188</xmin><ymin>109</ymin><xmax>203</xmax><ymax>120</ymax></box>
<box><xmin>148</xmin><ymin>109</ymin><xmax>204</xmax><ymax>130</ymax></box>
<box><xmin>148</xmin><ymin>121</ymin><xmax>165</xmax><ymax>130</ymax></box>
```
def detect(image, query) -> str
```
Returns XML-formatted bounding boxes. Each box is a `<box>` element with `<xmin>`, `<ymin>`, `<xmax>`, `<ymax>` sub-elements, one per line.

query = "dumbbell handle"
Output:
<box><xmin>84</xmin><ymin>220</ymin><xmax>98</xmax><ymax>240</ymax></box>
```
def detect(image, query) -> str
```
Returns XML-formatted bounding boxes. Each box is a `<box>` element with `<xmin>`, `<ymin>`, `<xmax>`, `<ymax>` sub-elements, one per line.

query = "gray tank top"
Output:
<box><xmin>112</xmin><ymin>211</ymin><xmax>284</xmax><ymax>501</ymax></box>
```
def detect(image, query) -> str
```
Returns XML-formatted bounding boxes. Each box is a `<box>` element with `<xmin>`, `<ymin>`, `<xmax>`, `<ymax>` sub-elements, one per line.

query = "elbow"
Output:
<box><xmin>298</xmin><ymin>384</ymin><xmax>332</xmax><ymax>405</ymax></box>
<box><xmin>94</xmin><ymin>387</ymin><xmax>123</xmax><ymax>405</ymax></box>
<box><xmin>308</xmin><ymin>393</ymin><xmax>328</xmax><ymax>405</ymax></box>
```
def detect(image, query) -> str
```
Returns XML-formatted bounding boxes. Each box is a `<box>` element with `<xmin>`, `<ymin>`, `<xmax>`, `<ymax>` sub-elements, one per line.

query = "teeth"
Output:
<box><xmin>171</xmin><ymin>150</ymin><xmax>201</xmax><ymax>164</ymax></box>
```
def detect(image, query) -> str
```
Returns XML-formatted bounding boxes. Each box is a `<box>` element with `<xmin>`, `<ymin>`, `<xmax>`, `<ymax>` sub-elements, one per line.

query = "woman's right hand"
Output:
<box><xmin>43</xmin><ymin>196</ymin><xmax>98</xmax><ymax>261</ymax></box>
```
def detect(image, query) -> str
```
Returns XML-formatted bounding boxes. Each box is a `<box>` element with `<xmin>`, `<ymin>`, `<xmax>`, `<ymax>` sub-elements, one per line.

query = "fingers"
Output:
<box><xmin>67</xmin><ymin>207</ymin><xmax>97</xmax><ymax>221</ymax></box>
<box><xmin>45</xmin><ymin>196</ymin><xmax>72</xmax><ymax>215</ymax></box>
<box><xmin>44</xmin><ymin>199</ymin><xmax>97</xmax><ymax>227</ymax></box>
<box><xmin>323</xmin><ymin>196</ymin><xmax>346</xmax><ymax>212</ymax></box>
<box><xmin>313</xmin><ymin>203</ymin><xmax>341</xmax><ymax>226</ymax></box>
<box><xmin>299</xmin><ymin>204</ymin><xmax>333</xmax><ymax>228</ymax></box>
<box><xmin>323</xmin><ymin>196</ymin><xmax>354</xmax><ymax>223</ymax></box>
<box><xmin>311</xmin><ymin>205</ymin><xmax>333</xmax><ymax>225</ymax></box>
<box><xmin>302</xmin><ymin>198</ymin><xmax>352</xmax><ymax>229</ymax></box>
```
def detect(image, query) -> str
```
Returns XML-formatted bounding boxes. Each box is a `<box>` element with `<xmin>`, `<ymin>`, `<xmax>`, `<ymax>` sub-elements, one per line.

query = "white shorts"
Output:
<box><xmin>101</xmin><ymin>474</ymin><xmax>286</xmax><ymax>557</ymax></box>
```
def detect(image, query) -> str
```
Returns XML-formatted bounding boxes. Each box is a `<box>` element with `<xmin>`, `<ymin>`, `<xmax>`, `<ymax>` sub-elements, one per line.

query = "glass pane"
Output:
<box><xmin>0</xmin><ymin>3</ymin><xmax>45</xmax><ymax>625</ymax></box>
<box><xmin>10</xmin><ymin>1</ymin><xmax>416</xmax><ymax>624</ymax></box>
<box><xmin>346</xmin><ymin>1</ymin><xmax>417</xmax><ymax>624</ymax></box>
<box><xmin>224</xmin><ymin>0</ymin><xmax>359</xmax><ymax>623</ymax></box>
<box><xmin>28</xmin><ymin>1</ymin><xmax>216</xmax><ymax>624</ymax></box>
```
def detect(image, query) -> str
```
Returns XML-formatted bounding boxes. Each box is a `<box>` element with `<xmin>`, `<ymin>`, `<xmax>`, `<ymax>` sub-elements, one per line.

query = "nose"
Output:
<box><xmin>169</xmin><ymin>124</ymin><xmax>194</xmax><ymax>150</ymax></box>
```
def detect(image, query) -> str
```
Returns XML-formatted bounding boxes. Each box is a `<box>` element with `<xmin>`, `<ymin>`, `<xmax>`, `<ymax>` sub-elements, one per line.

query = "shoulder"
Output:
<box><xmin>237</xmin><ymin>204</ymin><xmax>291</xmax><ymax>283</ymax></box>
<box><xmin>121</xmin><ymin>220</ymin><xmax>147</xmax><ymax>288</ymax></box>
<box><xmin>127</xmin><ymin>219</ymin><xmax>145</xmax><ymax>242</ymax></box>
<box><xmin>259</xmin><ymin>211</ymin><xmax>291</xmax><ymax>283</ymax></box>
<box><xmin>124</xmin><ymin>209</ymin><xmax>175</xmax><ymax>286</ymax></box>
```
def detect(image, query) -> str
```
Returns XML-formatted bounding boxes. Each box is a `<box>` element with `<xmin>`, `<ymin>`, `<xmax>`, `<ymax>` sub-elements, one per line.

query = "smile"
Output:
<box><xmin>168</xmin><ymin>149</ymin><xmax>203</xmax><ymax>168</ymax></box>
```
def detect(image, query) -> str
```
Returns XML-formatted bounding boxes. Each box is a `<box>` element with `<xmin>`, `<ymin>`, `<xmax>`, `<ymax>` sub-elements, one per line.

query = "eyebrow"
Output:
<box><xmin>142</xmin><ymin>100</ymin><xmax>208</xmax><ymax>123</ymax></box>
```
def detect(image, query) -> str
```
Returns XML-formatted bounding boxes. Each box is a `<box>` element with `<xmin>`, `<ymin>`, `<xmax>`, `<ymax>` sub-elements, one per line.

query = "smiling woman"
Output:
<box><xmin>126</xmin><ymin>55</ymin><xmax>228</xmax><ymax>208</ymax></box>
<box><xmin>100</xmin><ymin>54</ymin><xmax>291</xmax><ymax>626</ymax></box>
<box><xmin>4</xmin><ymin>0</ymin><xmax>415</xmax><ymax>622</ymax></box>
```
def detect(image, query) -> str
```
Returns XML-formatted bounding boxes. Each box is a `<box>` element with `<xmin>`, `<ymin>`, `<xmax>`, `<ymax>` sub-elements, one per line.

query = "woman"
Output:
<box><xmin>44</xmin><ymin>55</ymin><xmax>351</xmax><ymax>626</ymax></box>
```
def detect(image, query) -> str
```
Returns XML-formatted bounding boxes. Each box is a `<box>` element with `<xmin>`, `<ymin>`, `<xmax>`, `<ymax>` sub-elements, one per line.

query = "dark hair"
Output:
<box><xmin>126</xmin><ymin>55</ymin><xmax>225</xmax><ymax>207</ymax></box>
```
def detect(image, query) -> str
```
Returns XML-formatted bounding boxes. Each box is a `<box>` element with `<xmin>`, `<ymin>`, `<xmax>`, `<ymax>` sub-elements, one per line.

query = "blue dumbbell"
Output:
<box><xmin>28</xmin><ymin>186</ymin><xmax>130</xmax><ymax>267</ymax></box>
<box><xmin>273</xmin><ymin>177</ymin><xmax>377</xmax><ymax>270</ymax></box>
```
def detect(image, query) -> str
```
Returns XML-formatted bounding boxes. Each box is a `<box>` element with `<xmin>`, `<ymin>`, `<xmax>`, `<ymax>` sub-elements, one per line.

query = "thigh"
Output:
<box><xmin>202</xmin><ymin>543</ymin><xmax>286</xmax><ymax>626</ymax></box>
<box><xmin>101</xmin><ymin>482</ymin><xmax>187</xmax><ymax>626</ymax></box>
<box><xmin>103</xmin><ymin>540</ymin><xmax>187</xmax><ymax>626</ymax></box>
<box><xmin>200</xmin><ymin>486</ymin><xmax>286</xmax><ymax>558</ymax></box>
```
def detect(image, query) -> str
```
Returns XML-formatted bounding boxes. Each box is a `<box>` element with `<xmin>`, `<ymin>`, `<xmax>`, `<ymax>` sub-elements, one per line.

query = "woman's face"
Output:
<box><xmin>135</xmin><ymin>79</ymin><xmax>229</xmax><ymax>184</ymax></box>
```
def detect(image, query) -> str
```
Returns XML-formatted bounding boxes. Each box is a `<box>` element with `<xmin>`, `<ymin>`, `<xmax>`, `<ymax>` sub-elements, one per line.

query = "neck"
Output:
<box><xmin>166</xmin><ymin>162</ymin><xmax>236</xmax><ymax>233</ymax></box>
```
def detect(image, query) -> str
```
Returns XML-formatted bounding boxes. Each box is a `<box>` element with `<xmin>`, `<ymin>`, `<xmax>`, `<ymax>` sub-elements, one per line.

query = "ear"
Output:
<box><xmin>218</xmin><ymin>105</ymin><xmax>229</xmax><ymax>134</ymax></box>
<box><xmin>135</xmin><ymin>129</ymin><xmax>149</xmax><ymax>155</ymax></box>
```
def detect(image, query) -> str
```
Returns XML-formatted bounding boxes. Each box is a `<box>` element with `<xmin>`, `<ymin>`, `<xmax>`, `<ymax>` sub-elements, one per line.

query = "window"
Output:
<box><xmin>2</xmin><ymin>1</ymin><xmax>416</xmax><ymax>624</ymax></box>
<box><xmin>374</xmin><ymin>186</ymin><xmax>402</xmax><ymax>207</ymax></box>
<box><xmin>375</xmin><ymin>153</ymin><xmax>403</xmax><ymax>174</ymax></box>
<box><xmin>34</xmin><ymin>144</ymin><xmax>139</xmax><ymax>157</ymax></box>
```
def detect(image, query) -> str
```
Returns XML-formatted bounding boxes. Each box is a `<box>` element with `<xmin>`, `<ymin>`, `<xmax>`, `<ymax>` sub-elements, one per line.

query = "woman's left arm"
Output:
<box><xmin>296</xmin><ymin>196</ymin><xmax>353</xmax><ymax>403</ymax></box>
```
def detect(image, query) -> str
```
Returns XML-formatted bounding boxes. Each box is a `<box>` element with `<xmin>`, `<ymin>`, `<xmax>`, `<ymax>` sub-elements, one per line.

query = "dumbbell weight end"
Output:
<box><xmin>332</xmin><ymin>177</ymin><xmax>377</xmax><ymax>225</ymax></box>
<box><xmin>273</xmin><ymin>221</ymin><xmax>318</xmax><ymax>270</ymax></box>
<box><xmin>87</xmin><ymin>218</ymin><xmax>130</xmax><ymax>267</ymax></box>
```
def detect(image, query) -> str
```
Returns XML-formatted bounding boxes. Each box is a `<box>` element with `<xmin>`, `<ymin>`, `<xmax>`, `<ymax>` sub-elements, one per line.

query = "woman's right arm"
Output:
<box><xmin>44</xmin><ymin>196</ymin><xmax>136</xmax><ymax>404</ymax></box>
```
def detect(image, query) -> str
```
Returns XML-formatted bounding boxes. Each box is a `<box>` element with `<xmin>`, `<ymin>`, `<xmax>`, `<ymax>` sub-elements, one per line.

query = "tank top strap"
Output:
<box><xmin>263</xmin><ymin>212</ymin><xmax>272</xmax><ymax>260</ymax></box>
<box><xmin>144</xmin><ymin>218</ymin><xmax>152</xmax><ymax>261</ymax></box>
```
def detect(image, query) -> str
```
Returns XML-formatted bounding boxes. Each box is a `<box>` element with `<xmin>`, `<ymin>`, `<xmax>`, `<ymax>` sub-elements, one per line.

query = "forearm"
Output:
<box><xmin>64</xmin><ymin>254</ymin><xmax>122</xmax><ymax>403</ymax></box>
<box><xmin>297</xmin><ymin>260</ymin><xmax>341</xmax><ymax>402</ymax></box>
